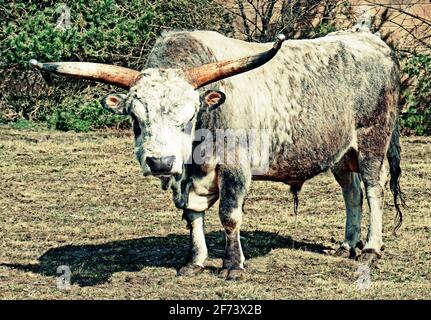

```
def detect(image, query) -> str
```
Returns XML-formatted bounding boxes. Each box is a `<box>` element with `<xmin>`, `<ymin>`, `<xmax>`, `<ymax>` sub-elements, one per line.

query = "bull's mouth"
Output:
<box><xmin>142</xmin><ymin>171</ymin><xmax>172</xmax><ymax>177</ymax></box>
<box><xmin>143</xmin><ymin>169</ymin><xmax>182</xmax><ymax>178</ymax></box>
<box><xmin>151</xmin><ymin>172</ymin><xmax>174</xmax><ymax>177</ymax></box>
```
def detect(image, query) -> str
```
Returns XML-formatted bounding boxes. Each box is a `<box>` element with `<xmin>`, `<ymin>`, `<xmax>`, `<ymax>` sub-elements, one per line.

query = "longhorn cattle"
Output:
<box><xmin>30</xmin><ymin>23</ymin><xmax>403</xmax><ymax>280</ymax></box>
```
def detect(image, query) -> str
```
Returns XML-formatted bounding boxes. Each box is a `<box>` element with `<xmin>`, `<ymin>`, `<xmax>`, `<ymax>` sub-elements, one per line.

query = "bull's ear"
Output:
<box><xmin>200</xmin><ymin>90</ymin><xmax>226</xmax><ymax>111</ymax></box>
<box><xmin>101</xmin><ymin>94</ymin><xmax>128</xmax><ymax>115</ymax></box>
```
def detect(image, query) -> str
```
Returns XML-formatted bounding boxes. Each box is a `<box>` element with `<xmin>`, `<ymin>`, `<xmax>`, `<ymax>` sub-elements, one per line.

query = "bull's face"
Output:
<box><xmin>101</xmin><ymin>68</ymin><xmax>225</xmax><ymax>177</ymax></box>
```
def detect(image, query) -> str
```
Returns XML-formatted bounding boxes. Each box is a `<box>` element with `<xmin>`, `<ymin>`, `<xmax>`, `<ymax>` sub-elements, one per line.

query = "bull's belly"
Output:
<box><xmin>252</xmin><ymin>141</ymin><xmax>358</xmax><ymax>184</ymax></box>
<box><xmin>251</xmin><ymin>160</ymin><xmax>327</xmax><ymax>184</ymax></box>
<box><xmin>251</xmin><ymin>167</ymin><xmax>325</xmax><ymax>184</ymax></box>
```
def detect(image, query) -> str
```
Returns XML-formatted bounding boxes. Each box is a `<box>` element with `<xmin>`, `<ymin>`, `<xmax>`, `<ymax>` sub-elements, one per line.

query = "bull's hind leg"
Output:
<box><xmin>357</xmin><ymin>86</ymin><xmax>398</xmax><ymax>263</ymax></box>
<box><xmin>218</xmin><ymin>167</ymin><xmax>251</xmax><ymax>280</ymax></box>
<box><xmin>357</xmin><ymin>123</ymin><xmax>394</xmax><ymax>263</ymax></box>
<box><xmin>354</xmin><ymin>83</ymin><xmax>399</xmax><ymax>264</ymax></box>
<box><xmin>177</xmin><ymin>209</ymin><xmax>208</xmax><ymax>276</ymax></box>
<box><xmin>332</xmin><ymin>166</ymin><xmax>363</xmax><ymax>258</ymax></box>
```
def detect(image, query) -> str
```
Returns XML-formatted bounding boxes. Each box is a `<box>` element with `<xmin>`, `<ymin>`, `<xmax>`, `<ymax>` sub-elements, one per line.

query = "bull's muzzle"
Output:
<box><xmin>145</xmin><ymin>156</ymin><xmax>176</xmax><ymax>175</ymax></box>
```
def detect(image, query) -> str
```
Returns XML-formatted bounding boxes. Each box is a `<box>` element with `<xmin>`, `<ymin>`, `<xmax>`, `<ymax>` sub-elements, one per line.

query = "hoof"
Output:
<box><xmin>218</xmin><ymin>267</ymin><xmax>245</xmax><ymax>281</ymax></box>
<box><xmin>334</xmin><ymin>246</ymin><xmax>356</xmax><ymax>259</ymax></box>
<box><xmin>357</xmin><ymin>249</ymin><xmax>381</xmax><ymax>266</ymax></box>
<box><xmin>177</xmin><ymin>263</ymin><xmax>205</xmax><ymax>277</ymax></box>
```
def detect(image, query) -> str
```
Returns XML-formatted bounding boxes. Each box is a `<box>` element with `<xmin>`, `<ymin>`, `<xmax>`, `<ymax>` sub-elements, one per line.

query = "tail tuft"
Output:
<box><xmin>387</xmin><ymin>122</ymin><xmax>406</xmax><ymax>234</ymax></box>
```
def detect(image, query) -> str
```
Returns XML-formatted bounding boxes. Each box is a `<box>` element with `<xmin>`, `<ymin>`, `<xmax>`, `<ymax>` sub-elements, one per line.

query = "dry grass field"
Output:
<box><xmin>0</xmin><ymin>126</ymin><xmax>429</xmax><ymax>299</ymax></box>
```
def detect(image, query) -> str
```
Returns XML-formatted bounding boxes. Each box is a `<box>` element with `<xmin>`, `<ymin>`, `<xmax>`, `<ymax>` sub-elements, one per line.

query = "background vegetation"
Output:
<box><xmin>0</xmin><ymin>0</ymin><xmax>232</xmax><ymax>131</ymax></box>
<box><xmin>0</xmin><ymin>0</ymin><xmax>429</xmax><ymax>134</ymax></box>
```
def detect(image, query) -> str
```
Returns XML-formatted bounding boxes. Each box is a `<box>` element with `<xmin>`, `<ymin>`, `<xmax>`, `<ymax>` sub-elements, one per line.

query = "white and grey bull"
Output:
<box><xmin>30</xmin><ymin>25</ymin><xmax>404</xmax><ymax>280</ymax></box>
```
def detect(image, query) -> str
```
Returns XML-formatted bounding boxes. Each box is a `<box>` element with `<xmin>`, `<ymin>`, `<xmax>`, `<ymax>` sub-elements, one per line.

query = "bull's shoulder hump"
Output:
<box><xmin>146</xmin><ymin>30</ymin><xmax>218</xmax><ymax>69</ymax></box>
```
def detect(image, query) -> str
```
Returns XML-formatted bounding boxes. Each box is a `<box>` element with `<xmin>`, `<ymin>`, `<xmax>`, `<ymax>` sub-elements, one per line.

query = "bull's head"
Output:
<box><xmin>29</xmin><ymin>34</ymin><xmax>285</xmax><ymax>177</ymax></box>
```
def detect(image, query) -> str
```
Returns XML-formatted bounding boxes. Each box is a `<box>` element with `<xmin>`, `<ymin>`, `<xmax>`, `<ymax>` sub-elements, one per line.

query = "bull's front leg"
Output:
<box><xmin>218</xmin><ymin>167</ymin><xmax>250</xmax><ymax>280</ymax></box>
<box><xmin>177</xmin><ymin>209</ymin><xmax>208</xmax><ymax>276</ymax></box>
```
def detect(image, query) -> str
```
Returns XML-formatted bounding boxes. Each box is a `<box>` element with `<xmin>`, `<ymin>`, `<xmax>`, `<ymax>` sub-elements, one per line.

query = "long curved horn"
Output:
<box><xmin>29</xmin><ymin>60</ymin><xmax>141</xmax><ymax>90</ymax></box>
<box><xmin>184</xmin><ymin>34</ymin><xmax>286</xmax><ymax>89</ymax></box>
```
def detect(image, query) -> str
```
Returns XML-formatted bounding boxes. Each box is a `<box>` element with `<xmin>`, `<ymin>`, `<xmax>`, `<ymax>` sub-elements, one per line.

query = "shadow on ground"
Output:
<box><xmin>2</xmin><ymin>231</ymin><xmax>330</xmax><ymax>287</ymax></box>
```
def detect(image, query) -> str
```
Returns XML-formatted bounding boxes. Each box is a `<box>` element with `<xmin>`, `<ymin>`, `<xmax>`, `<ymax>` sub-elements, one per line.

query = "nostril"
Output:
<box><xmin>145</xmin><ymin>156</ymin><xmax>157</xmax><ymax>169</ymax></box>
<box><xmin>165</xmin><ymin>155</ymin><xmax>175</xmax><ymax>167</ymax></box>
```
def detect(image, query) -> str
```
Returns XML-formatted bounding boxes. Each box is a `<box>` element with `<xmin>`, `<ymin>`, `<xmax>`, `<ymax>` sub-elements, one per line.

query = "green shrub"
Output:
<box><xmin>11</xmin><ymin>119</ymin><xmax>33</xmax><ymax>130</ymax></box>
<box><xmin>314</xmin><ymin>23</ymin><xmax>338</xmax><ymax>38</ymax></box>
<box><xmin>400</xmin><ymin>53</ymin><xmax>431</xmax><ymax>136</ymax></box>
<box><xmin>0</xmin><ymin>0</ymin><xmax>232</xmax><ymax>131</ymax></box>
<box><xmin>10</xmin><ymin>119</ymin><xmax>48</xmax><ymax>131</ymax></box>
<box><xmin>47</xmin><ymin>98</ymin><xmax>129</xmax><ymax>132</ymax></box>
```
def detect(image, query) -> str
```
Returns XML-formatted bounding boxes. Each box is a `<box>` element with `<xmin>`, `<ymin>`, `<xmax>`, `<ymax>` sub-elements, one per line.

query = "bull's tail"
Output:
<box><xmin>387</xmin><ymin>121</ymin><xmax>405</xmax><ymax>234</ymax></box>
